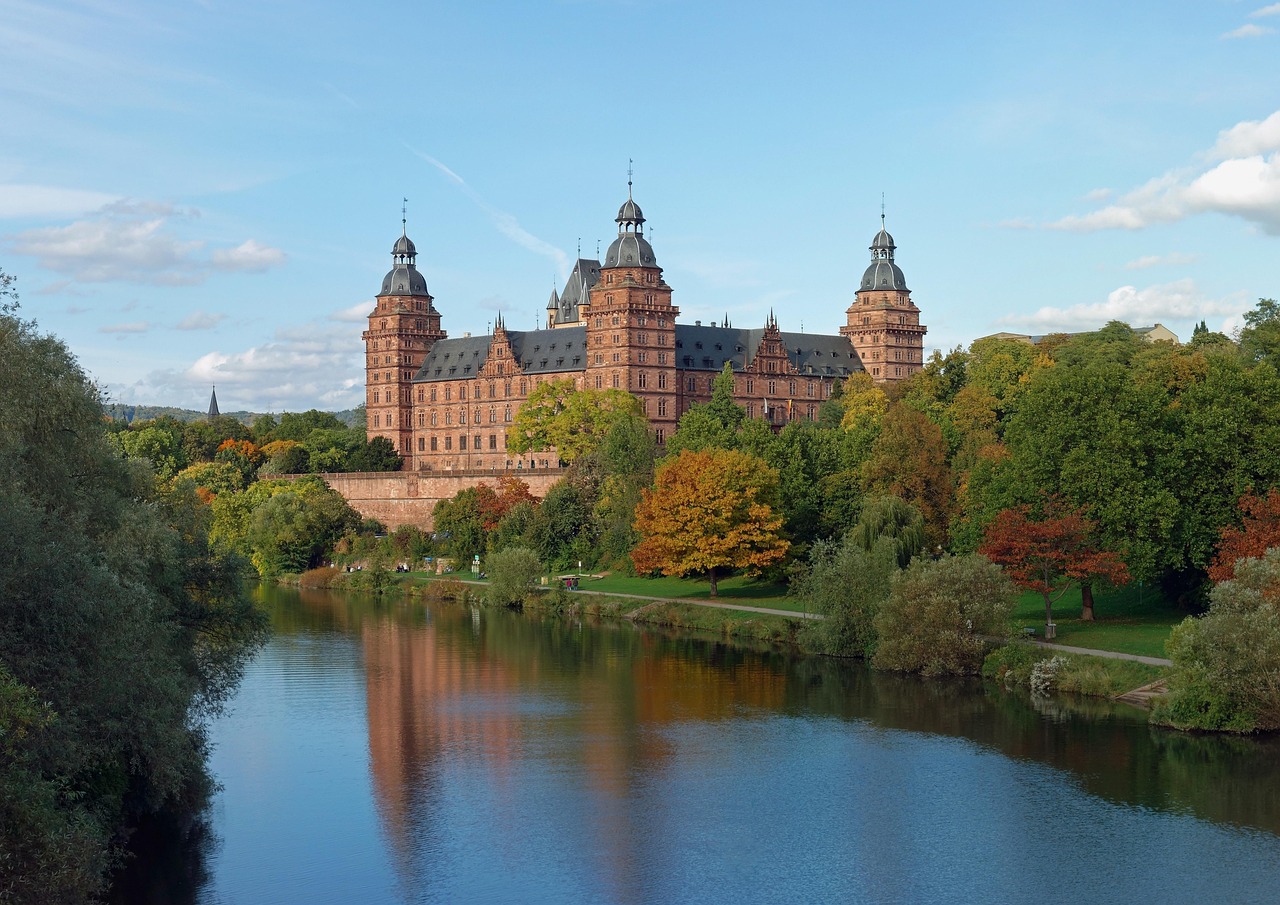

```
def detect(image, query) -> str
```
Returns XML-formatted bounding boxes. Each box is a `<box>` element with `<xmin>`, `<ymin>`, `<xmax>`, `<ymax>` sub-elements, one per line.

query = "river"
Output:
<box><xmin>112</xmin><ymin>584</ymin><xmax>1280</xmax><ymax>904</ymax></box>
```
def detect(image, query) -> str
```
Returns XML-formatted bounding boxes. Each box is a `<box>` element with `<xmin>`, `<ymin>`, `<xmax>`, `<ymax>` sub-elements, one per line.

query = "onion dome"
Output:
<box><xmin>860</xmin><ymin>218</ymin><xmax>908</xmax><ymax>292</ymax></box>
<box><xmin>604</xmin><ymin>189</ymin><xmax>657</xmax><ymax>268</ymax></box>
<box><xmin>378</xmin><ymin>228</ymin><xmax>430</xmax><ymax>297</ymax></box>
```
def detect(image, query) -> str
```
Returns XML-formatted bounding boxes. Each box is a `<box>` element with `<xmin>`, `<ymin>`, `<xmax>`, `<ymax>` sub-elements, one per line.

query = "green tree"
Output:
<box><xmin>508</xmin><ymin>378</ymin><xmax>643</xmax><ymax>463</ymax></box>
<box><xmin>860</xmin><ymin>405</ymin><xmax>953</xmax><ymax>549</ymax></box>
<box><xmin>1238</xmin><ymin>298</ymin><xmax>1280</xmax><ymax>366</ymax></box>
<box><xmin>1155</xmin><ymin>548</ymin><xmax>1280</xmax><ymax>733</ymax></box>
<box><xmin>109</xmin><ymin>423</ymin><xmax>189</xmax><ymax>478</ymax></box>
<box><xmin>485</xmin><ymin>547</ymin><xmax>544</xmax><ymax>606</ymax></box>
<box><xmin>665</xmin><ymin>363</ymin><xmax>745</xmax><ymax>455</ymax></box>
<box><xmin>872</xmin><ymin>554</ymin><xmax>1018</xmax><ymax>676</ymax></box>
<box><xmin>0</xmin><ymin>295</ymin><xmax>267</xmax><ymax>899</ymax></box>
<box><xmin>793</xmin><ymin>534</ymin><xmax>899</xmax><ymax>658</ymax></box>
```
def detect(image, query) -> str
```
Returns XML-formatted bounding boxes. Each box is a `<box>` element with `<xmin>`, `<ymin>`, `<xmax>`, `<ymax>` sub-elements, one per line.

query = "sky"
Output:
<box><xmin>2</xmin><ymin>0</ymin><xmax>1279</xmax><ymax>413</ymax></box>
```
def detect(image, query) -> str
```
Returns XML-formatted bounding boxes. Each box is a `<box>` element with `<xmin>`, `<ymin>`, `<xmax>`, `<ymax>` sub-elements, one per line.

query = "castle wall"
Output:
<box><xmin>318</xmin><ymin>469</ymin><xmax>566</xmax><ymax>530</ymax></box>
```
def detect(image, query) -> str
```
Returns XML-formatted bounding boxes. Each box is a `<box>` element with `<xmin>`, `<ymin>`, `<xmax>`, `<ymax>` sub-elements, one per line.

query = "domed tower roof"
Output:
<box><xmin>859</xmin><ymin>215</ymin><xmax>908</xmax><ymax>292</ymax></box>
<box><xmin>378</xmin><ymin>224</ymin><xmax>431</xmax><ymax>298</ymax></box>
<box><xmin>604</xmin><ymin>179</ymin><xmax>658</xmax><ymax>269</ymax></box>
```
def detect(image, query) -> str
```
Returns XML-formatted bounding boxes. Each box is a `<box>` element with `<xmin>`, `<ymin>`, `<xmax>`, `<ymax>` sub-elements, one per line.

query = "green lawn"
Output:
<box><xmin>1013</xmin><ymin>583</ymin><xmax>1186</xmax><ymax>658</ymax></box>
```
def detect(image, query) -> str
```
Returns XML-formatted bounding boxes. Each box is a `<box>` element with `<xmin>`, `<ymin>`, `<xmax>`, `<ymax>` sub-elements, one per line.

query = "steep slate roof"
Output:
<box><xmin>414</xmin><ymin>327</ymin><xmax>589</xmax><ymax>382</ymax></box>
<box><xmin>674</xmin><ymin>324</ymin><xmax>863</xmax><ymax>376</ymax></box>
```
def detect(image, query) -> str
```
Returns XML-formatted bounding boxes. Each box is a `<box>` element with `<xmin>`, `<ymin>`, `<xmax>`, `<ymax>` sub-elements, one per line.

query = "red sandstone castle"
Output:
<box><xmin>364</xmin><ymin>188</ymin><xmax>926</xmax><ymax>471</ymax></box>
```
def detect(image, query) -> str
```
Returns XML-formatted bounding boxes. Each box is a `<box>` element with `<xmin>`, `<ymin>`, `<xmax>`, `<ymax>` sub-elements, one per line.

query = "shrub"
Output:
<box><xmin>298</xmin><ymin>566</ymin><xmax>341</xmax><ymax>589</ymax></box>
<box><xmin>1030</xmin><ymin>656</ymin><xmax>1067</xmax><ymax>696</ymax></box>
<box><xmin>872</xmin><ymin>554</ymin><xmax>1018</xmax><ymax>676</ymax></box>
<box><xmin>793</xmin><ymin>535</ymin><xmax>899</xmax><ymax>657</ymax></box>
<box><xmin>485</xmin><ymin>547</ymin><xmax>543</xmax><ymax>607</ymax></box>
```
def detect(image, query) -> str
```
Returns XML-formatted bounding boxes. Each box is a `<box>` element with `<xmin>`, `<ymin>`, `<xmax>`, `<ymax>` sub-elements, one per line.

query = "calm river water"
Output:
<box><xmin>114</xmin><ymin>584</ymin><xmax>1280</xmax><ymax>904</ymax></box>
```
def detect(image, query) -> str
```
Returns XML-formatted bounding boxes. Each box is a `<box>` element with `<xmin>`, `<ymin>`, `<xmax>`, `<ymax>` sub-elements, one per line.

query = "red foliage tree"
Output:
<box><xmin>1209</xmin><ymin>488</ymin><xmax>1280</xmax><ymax>583</ymax></box>
<box><xmin>474</xmin><ymin>477</ymin><xmax>540</xmax><ymax>531</ymax></box>
<box><xmin>979</xmin><ymin>500</ymin><xmax>1129</xmax><ymax>637</ymax></box>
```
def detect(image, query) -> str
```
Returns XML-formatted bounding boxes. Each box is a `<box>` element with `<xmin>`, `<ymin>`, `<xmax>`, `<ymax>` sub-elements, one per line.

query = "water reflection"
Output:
<box><xmin>113</xmin><ymin>584</ymin><xmax>1280</xmax><ymax>904</ymax></box>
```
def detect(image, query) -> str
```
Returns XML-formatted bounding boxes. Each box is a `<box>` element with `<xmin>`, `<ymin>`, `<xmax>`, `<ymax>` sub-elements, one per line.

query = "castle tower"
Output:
<box><xmin>363</xmin><ymin>221</ymin><xmax>446</xmax><ymax>457</ymax></box>
<box><xmin>840</xmin><ymin>216</ymin><xmax>927</xmax><ymax>382</ymax></box>
<box><xmin>584</xmin><ymin>183</ymin><xmax>680</xmax><ymax>443</ymax></box>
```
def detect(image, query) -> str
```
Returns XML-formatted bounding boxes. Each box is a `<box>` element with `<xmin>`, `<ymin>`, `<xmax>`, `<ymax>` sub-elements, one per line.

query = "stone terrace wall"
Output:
<box><xmin>319</xmin><ymin>469</ymin><xmax>566</xmax><ymax>530</ymax></box>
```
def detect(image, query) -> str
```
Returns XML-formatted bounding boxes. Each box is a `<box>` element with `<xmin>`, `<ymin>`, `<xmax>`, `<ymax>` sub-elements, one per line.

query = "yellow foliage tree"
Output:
<box><xmin>508</xmin><ymin>378</ymin><xmax>642</xmax><ymax>463</ymax></box>
<box><xmin>631</xmin><ymin>448</ymin><xmax>789</xmax><ymax>597</ymax></box>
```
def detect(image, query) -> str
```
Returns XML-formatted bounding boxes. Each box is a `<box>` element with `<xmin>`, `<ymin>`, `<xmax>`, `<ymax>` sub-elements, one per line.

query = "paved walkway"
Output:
<box><xmin>1029</xmin><ymin>639</ymin><xmax>1172</xmax><ymax>666</ymax></box>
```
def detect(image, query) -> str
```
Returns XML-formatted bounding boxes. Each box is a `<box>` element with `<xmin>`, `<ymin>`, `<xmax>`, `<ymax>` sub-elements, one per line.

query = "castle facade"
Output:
<box><xmin>364</xmin><ymin>190</ymin><xmax>926</xmax><ymax>472</ymax></box>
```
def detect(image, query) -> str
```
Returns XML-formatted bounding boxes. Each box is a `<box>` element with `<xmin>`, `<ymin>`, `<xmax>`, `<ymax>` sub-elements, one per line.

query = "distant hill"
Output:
<box><xmin>102</xmin><ymin>404</ymin><xmax>364</xmax><ymax>429</ymax></box>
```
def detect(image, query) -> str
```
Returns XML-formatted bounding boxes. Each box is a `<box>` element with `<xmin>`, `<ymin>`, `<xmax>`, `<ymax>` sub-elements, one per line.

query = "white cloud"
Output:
<box><xmin>0</xmin><ymin>184</ymin><xmax>120</xmax><ymax>218</ymax></box>
<box><xmin>99</xmin><ymin>321</ymin><xmax>151</xmax><ymax>334</ymax></box>
<box><xmin>1043</xmin><ymin>111</ymin><xmax>1280</xmax><ymax>234</ymax></box>
<box><xmin>122</xmin><ymin>321</ymin><xmax>366</xmax><ymax>411</ymax></box>
<box><xmin>210</xmin><ymin>239</ymin><xmax>286</xmax><ymax>273</ymax></box>
<box><xmin>330</xmin><ymin>301</ymin><xmax>374</xmax><ymax>323</ymax></box>
<box><xmin>175</xmin><ymin>311</ymin><xmax>227</xmax><ymax>331</ymax></box>
<box><xmin>1254</xmin><ymin>3</ymin><xmax>1280</xmax><ymax>16</ymax></box>
<box><xmin>6</xmin><ymin>200</ymin><xmax>286</xmax><ymax>284</ymax></box>
<box><xmin>998</xmin><ymin>278</ymin><xmax>1244</xmax><ymax>331</ymax></box>
<box><xmin>1222</xmin><ymin>23</ymin><xmax>1274</xmax><ymax>38</ymax></box>
<box><xmin>1084</xmin><ymin>187</ymin><xmax>1113</xmax><ymax>202</ymax></box>
<box><xmin>1123</xmin><ymin>252</ymin><xmax>1199</xmax><ymax>270</ymax></box>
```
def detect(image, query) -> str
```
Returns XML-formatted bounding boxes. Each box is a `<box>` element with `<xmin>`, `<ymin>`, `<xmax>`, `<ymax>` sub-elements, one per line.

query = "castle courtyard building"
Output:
<box><xmin>366</xmin><ymin>191</ymin><xmax>926</xmax><ymax>471</ymax></box>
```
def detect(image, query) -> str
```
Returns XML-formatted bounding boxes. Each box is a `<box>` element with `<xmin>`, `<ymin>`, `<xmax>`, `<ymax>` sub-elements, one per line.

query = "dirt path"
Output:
<box><xmin>1029</xmin><ymin>640</ymin><xmax>1172</xmax><ymax>667</ymax></box>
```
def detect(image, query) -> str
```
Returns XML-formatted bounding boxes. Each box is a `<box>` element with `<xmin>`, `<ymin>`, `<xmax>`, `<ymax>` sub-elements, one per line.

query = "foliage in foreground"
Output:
<box><xmin>872</xmin><ymin>555</ymin><xmax>1018</xmax><ymax>677</ymax></box>
<box><xmin>0</xmin><ymin>296</ymin><xmax>268</xmax><ymax>902</ymax></box>
<box><xmin>1154</xmin><ymin>549</ymin><xmax>1280</xmax><ymax>733</ymax></box>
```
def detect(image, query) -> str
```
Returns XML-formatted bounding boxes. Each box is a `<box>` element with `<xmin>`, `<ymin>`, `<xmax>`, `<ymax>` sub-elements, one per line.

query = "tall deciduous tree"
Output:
<box><xmin>665</xmin><ymin>363</ymin><xmax>746</xmax><ymax>455</ymax></box>
<box><xmin>979</xmin><ymin>500</ymin><xmax>1129</xmax><ymax>633</ymax></box>
<box><xmin>860</xmin><ymin>405</ymin><xmax>953</xmax><ymax>549</ymax></box>
<box><xmin>632</xmin><ymin>448</ymin><xmax>789</xmax><ymax>597</ymax></box>
<box><xmin>508</xmin><ymin>378</ymin><xmax>642</xmax><ymax>463</ymax></box>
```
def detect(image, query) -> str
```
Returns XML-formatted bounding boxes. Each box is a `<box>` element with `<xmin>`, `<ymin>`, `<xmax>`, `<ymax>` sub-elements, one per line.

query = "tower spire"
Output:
<box><xmin>628</xmin><ymin>158</ymin><xmax>633</xmax><ymax>199</ymax></box>
<box><xmin>881</xmin><ymin>193</ymin><xmax>885</xmax><ymax>229</ymax></box>
<box><xmin>402</xmin><ymin>197</ymin><xmax>408</xmax><ymax>236</ymax></box>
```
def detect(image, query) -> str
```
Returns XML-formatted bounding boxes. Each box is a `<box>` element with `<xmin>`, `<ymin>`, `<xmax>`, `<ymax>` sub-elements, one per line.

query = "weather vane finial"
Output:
<box><xmin>628</xmin><ymin>158</ymin><xmax>633</xmax><ymax>199</ymax></box>
<box><xmin>402</xmin><ymin>197</ymin><xmax>408</xmax><ymax>236</ymax></box>
<box><xmin>881</xmin><ymin>193</ymin><xmax>885</xmax><ymax>228</ymax></box>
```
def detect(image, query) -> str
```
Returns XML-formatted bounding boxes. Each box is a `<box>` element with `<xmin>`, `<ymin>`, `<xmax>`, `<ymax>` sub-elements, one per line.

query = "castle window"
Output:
<box><xmin>459</xmin><ymin>385</ymin><xmax>467</xmax><ymax>400</ymax></box>
<box><xmin>498</xmin><ymin>363</ymin><xmax>504</xmax><ymax>375</ymax></box>
<box><xmin>431</xmin><ymin>437</ymin><xmax>438</xmax><ymax>451</ymax></box>
<box><xmin>418</xmin><ymin>437</ymin><xmax>424</xmax><ymax>451</ymax></box>
<box><xmin>489</xmin><ymin>407</ymin><xmax>496</xmax><ymax>423</ymax></box>
<box><xmin>504</xmin><ymin>406</ymin><xmax>512</xmax><ymax>422</ymax></box>
<box><xmin>595</xmin><ymin>354</ymin><xmax>603</xmax><ymax>364</ymax></box>
<box><xmin>595</xmin><ymin>317</ymin><xmax>603</xmax><ymax>328</ymax></box>
<box><xmin>807</xmin><ymin>382</ymin><xmax>814</xmax><ymax>397</ymax></box>
<box><xmin>657</xmin><ymin>398</ymin><xmax>667</xmax><ymax>417</ymax></box>
<box><xmin>687</xmin><ymin>377</ymin><xmax>695</xmax><ymax>392</ymax></box>
<box><xmin>658</xmin><ymin>352</ymin><xmax>666</xmax><ymax>364</ymax></box>
<box><xmin>746</xmin><ymin>404</ymin><xmax>755</xmax><ymax>418</ymax></box>
<box><xmin>789</xmin><ymin>381</ymin><xmax>797</xmax><ymax>395</ymax></box>
<box><xmin>460</xmin><ymin>409</ymin><xmax>467</xmax><ymax>425</ymax></box>
<box><xmin>638</xmin><ymin>372</ymin><xmax>647</xmax><ymax>389</ymax></box>
<box><xmin>417</xmin><ymin>388</ymin><xmax>423</xmax><ymax>402</ymax></box>
<box><xmin>504</xmin><ymin>381</ymin><xmax>511</xmax><ymax>397</ymax></box>
<box><xmin>418</xmin><ymin>413</ymin><xmax>424</xmax><ymax>427</ymax></box>
<box><xmin>612</xmin><ymin>353</ymin><xmax>620</xmax><ymax>363</ymax></box>
<box><xmin>373</xmin><ymin>390</ymin><xmax>380</xmax><ymax>404</ymax></box>
<box><xmin>658</xmin><ymin>334</ymin><xmax>666</xmax><ymax>346</ymax></box>
<box><xmin>768</xmin><ymin>380</ymin><xmax>776</xmax><ymax>395</ymax></box>
<box><xmin>431</xmin><ymin>411</ymin><xmax>438</xmax><ymax>426</ymax></box>
<box><xmin>488</xmin><ymin>382</ymin><xmax>495</xmax><ymax>398</ymax></box>
<box><xmin>445</xmin><ymin>436</ymin><xmax>452</xmax><ymax>450</ymax></box>
<box><xmin>489</xmin><ymin>434</ymin><xmax>497</xmax><ymax>450</ymax></box>
<box><xmin>606</xmin><ymin>275</ymin><xmax>613</xmax><ymax>285</ymax></box>
<box><xmin>445</xmin><ymin>386</ymin><xmax>451</xmax><ymax>401</ymax></box>
<box><xmin>373</xmin><ymin>414</ymin><xmax>380</xmax><ymax>427</ymax></box>
<box><xmin>658</xmin><ymin>372</ymin><xmax>667</xmax><ymax>389</ymax></box>
<box><xmin>656</xmin><ymin>428</ymin><xmax>664</xmax><ymax>443</ymax></box>
<box><xmin>613</xmin><ymin>334</ymin><xmax>620</xmax><ymax>345</ymax></box>
<box><xmin>638</xmin><ymin>352</ymin><xmax>648</xmax><ymax>363</ymax></box>
<box><xmin>445</xmin><ymin>411</ymin><xmax>452</xmax><ymax>425</ymax></box>
<box><xmin>595</xmin><ymin>374</ymin><xmax>603</xmax><ymax>389</ymax></box>
<box><xmin>873</xmin><ymin>368</ymin><xmax>880</xmax><ymax>376</ymax></box>
<box><xmin>430</xmin><ymin>387</ymin><xmax>437</xmax><ymax>402</ymax></box>
<box><xmin>747</xmin><ymin>379</ymin><xmax>754</xmax><ymax>394</ymax></box>
<box><xmin>519</xmin><ymin>379</ymin><xmax>527</xmax><ymax>395</ymax></box>
<box><xmin>612</xmin><ymin>373</ymin><xmax>620</xmax><ymax>388</ymax></box>
<box><xmin>459</xmin><ymin>435</ymin><xmax>466</xmax><ymax>450</ymax></box>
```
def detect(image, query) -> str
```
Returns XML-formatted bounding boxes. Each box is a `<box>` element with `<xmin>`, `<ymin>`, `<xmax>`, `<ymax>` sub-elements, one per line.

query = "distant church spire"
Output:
<box><xmin>208</xmin><ymin>386</ymin><xmax>220</xmax><ymax>420</ymax></box>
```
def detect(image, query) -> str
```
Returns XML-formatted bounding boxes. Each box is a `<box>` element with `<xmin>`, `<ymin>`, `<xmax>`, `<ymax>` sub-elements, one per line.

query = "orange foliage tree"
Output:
<box><xmin>979</xmin><ymin>500</ymin><xmax>1129</xmax><ymax>635</ymax></box>
<box><xmin>1209</xmin><ymin>489</ymin><xmax>1280</xmax><ymax>583</ymax></box>
<box><xmin>632</xmin><ymin>448</ymin><xmax>789</xmax><ymax>597</ymax></box>
<box><xmin>475</xmin><ymin>477</ymin><xmax>540</xmax><ymax>531</ymax></box>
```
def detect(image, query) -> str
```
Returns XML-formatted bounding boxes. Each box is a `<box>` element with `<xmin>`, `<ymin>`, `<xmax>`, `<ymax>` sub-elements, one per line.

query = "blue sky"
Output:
<box><xmin>3</xmin><ymin>0</ymin><xmax>1279</xmax><ymax>412</ymax></box>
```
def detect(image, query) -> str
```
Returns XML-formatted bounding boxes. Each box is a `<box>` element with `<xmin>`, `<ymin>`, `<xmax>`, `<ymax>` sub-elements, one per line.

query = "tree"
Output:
<box><xmin>508</xmin><ymin>378</ymin><xmax>642</xmax><ymax>463</ymax></box>
<box><xmin>979</xmin><ymin>500</ymin><xmax>1129</xmax><ymax>634</ymax></box>
<box><xmin>632</xmin><ymin>448</ymin><xmax>789</xmax><ymax>597</ymax></box>
<box><xmin>860</xmin><ymin>405</ymin><xmax>953</xmax><ymax>549</ymax></box>
<box><xmin>665</xmin><ymin>363</ymin><xmax>745</xmax><ymax>455</ymax></box>
<box><xmin>872</xmin><ymin>554</ymin><xmax>1018</xmax><ymax>676</ymax></box>
<box><xmin>793</xmin><ymin>534</ymin><xmax>899</xmax><ymax>658</ymax></box>
<box><xmin>1156</xmin><ymin>548</ymin><xmax>1280</xmax><ymax>733</ymax></box>
<box><xmin>346</xmin><ymin>435</ymin><xmax>403</xmax><ymax>472</ymax></box>
<box><xmin>485</xmin><ymin>547</ymin><xmax>543</xmax><ymax>606</ymax></box>
<box><xmin>1238</xmin><ymin>298</ymin><xmax>1280</xmax><ymax>366</ymax></box>
<box><xmin>848</xmin><ymin>496</ymin><xmax>927</xmax><ymax>567</ymax></box>
<box><xmin>215</xmin><ymin>438</ymin><xmax>265</xmax><ymax>485</ymax></box>
<box><xmin>1208</xmin><ymin>489</ymin><xmax>1280</xmax><ymax>583</ymax></box>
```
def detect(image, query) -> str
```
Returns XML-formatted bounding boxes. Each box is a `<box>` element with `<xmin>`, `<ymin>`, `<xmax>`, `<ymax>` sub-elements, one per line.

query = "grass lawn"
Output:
<box><xmin>1014</xmin><ymin>583</ymin><xmax>1186</xmax><ymax>658</ymax></box>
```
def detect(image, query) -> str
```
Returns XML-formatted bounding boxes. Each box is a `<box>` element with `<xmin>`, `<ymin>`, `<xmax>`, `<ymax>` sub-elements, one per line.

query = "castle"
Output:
<box><xmin>363</xmin><ymin>188</ymin><xmax>927</xmax><ymax>472</ymax></box>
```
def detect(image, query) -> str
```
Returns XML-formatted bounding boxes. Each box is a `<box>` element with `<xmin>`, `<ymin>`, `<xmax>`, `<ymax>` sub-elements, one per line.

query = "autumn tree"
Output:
<box><xmin>508</xmin><ymin>378</ymin><xmax>643</xmax><ymax>463</ymax></box>
<box><xmin>860</xmin><ymin>405</ymin><xmax>953</xmax><ymax>549</ymax></box>
<box><xmin>1209</xmin><ymin>489</ymin><xmax>1280</xmax><ymax>583</ymax></box>
<box><xmin>979</xmin><ymin>500</ymin><xmax>1129</xmax><ymax>635</ymax></box>
<box><xmin>632</xmin><ymin>448</ymin><xmax>789</xmax><ymax>597</ymax></box>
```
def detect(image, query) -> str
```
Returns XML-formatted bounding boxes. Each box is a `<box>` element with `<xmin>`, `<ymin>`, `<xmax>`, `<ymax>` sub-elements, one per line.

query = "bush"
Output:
<box><xmin>1154</xmin><ymin>549</ymin><xmax>1280</xmax><ymax>733</ymax></box>
<box><xmin>872</xmin><ymin>554</ymin><xmax>1017</xmax><ymax>677</ymax></box>
<box><xmin>794</xmin><ymin>535</ymin><xmax>899</xmax><ymax>657</ymax></box>
<box><xmin>485</xmin><ymin>547</ymin><xmax>543</xmax><ymax>607</ymax></box>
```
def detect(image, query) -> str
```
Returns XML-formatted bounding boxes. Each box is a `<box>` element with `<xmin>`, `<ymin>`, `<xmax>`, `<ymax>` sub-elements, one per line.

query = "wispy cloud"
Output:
<box><xmin>100</xmin><ymin>320</ymin><xmax>151</xmax><ymax>334</ymax></box>
<box><xmin>998</xmin><ymin>278</ymin><xmax>1243</xmax><ymax>331</ymax></box>
<box><xmin>1039</xmin><ymin>111</ymin><xmax>1280</xmax><ymax>234</ymax></box>
<box><xmin>0</xmin><ymin>184</ymin><xmax>120</xmax><ymax>218</ymax></box>
<box><xmin>1123</xmin><ymin>252</ymin><xmax>1199</xmax><ymax>270</ymax></box>
<box><xmin>6</xmin><ymin>200</ymin><xmax>287</xmax><ymax>285</ymax></box>
<box><xmin>329</xmin><ymin>301</ymin><xmax>374</xmax><ymax>323</ymax></box>
<box><xmin>1222</xmin><ymin>23</ymin><xmax>1274</xmax><ymax>39</ymax></box>
<box><xmin>176</xmin><ymin>310</ymin><xmax>227</xmax><ymax>331</ymax></box>
<box><xmin>1251</xmin><ymin>3</ymin><xmax>1280</xmax><ymax>17</ymax></box>
<box><xmin>405</xmin><ymin>146</ymin><xmax>570</xmax><ymax>280</ymax></box>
